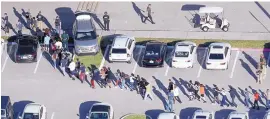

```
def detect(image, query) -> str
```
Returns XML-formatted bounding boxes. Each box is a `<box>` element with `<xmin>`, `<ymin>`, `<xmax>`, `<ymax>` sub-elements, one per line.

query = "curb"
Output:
<box><xmin>120</xmin><ymin>113</ymin><xmax>152</xmax><ymax>119</ymax></box>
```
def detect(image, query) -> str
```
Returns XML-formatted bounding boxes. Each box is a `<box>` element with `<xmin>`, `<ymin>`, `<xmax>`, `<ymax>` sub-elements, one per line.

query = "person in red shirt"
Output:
<box><xmin>253</xmin><ymin>91</ymin><xmax>260</xmax><ymax>110</ymax></box>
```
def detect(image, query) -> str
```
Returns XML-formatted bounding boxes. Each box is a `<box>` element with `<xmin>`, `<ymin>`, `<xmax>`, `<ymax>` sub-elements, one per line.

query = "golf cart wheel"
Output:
<box><xmin>222</xmin><ymin>26</ymin><xmax>229</xmax><ymax>32</ymax></box>
<box><xmin>202</xmin><ymin>26</ymin><xmax>209</xmax><ymax>32</ymax></box>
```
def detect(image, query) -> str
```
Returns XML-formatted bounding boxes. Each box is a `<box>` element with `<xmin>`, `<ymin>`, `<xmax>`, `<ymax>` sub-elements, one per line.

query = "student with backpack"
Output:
<box><xmin>106</xmin><ymin>67</ymin><xmax>113</xmax><ymax>88</ymax></box>
<box><xmin>199</xmin><ymin>84</ymin><xmax>207</xmax><ymax>103</ymax></box>
<box><xmin>120</xmin><ymin>72</ymin><xmax>128</xmax><ymax>90</ymax></box>
<box><xmin>129</xmin><ymin>73</ymin><xmax>135</xmax><ymax>91</ymax></box>
<box><xmin>114</xmin><ymin>69</ymin><xmax>121</xmax><ymax>88</ymax></box>
<box><xmin>173</xmin><ymin>84</ymin><xmax>182</xmax><ymax>104</ymax></box>
<box><xmin>193</xmin><ymin>82</ymin><xmax>200</xmax><ymax>100</ymax></box>
<box><xmin>187</xmin><ymin>80</ymin><xmax>195</xmax><ymax>101</ymax></box>
<box><xmin>213</xmin><ymin>85</ymin><xmax>221</xmax><ymax>104</ymax></box>
<box><xmin>79</xmin><ymin>63</ymin><xmax>86</xmax><ymax>83</ymax></box>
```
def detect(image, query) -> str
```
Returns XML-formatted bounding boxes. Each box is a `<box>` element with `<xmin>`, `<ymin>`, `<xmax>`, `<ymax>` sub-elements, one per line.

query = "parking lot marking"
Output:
<box><xmin>99</xmin><ymin>45</ymin><xmax>110</xmax><ymax>70</ymax></box>
<box><xmin>50</xmin><ymin>112</ymin><xmax>55</xmax><ymax>119</ymax></box>
<box><xmin>34</xmin><ymin>52</ymin><xmax>43</xmax><ymax>74</ymax></box>
<box><xmin>230</xmin><ymin>50</ymin><xmax>240</xmax><ymax>78</ymax></box>
<box><xmin>1</xmin><ymin>44</ymin><xmax>13</xmax><ymax>73</ymax></box>
<box><xmin>132</xmin><ymin>47</ymin><xmax>142</xmax><ymax>74</ymax></box>
<box><xmin>1</xmin><ymin>43</ymin><xmax>5</xmax><ymax>57</ymax></box>
<box><xmin>267</xmin><ymin>52</ymin><xmax>270</xmax><ymax>68</ymax></box>
<box><xmin>197</xmin><ymin>49</ymin><xmax>208</xmax><ymax>78</ymax></box>
<box><xmin>165</xmin><ymin>65</ymin><xmax>170</xmax><ymax>76</ymax></box>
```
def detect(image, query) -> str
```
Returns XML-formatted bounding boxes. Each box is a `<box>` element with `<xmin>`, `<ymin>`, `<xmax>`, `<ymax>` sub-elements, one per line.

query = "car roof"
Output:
<box><xmin>175</xmin><ymin>44</ymin><xmax>191</xmax><ymax>52</ymax></box>
<box><xmin>1</xmin><ymin>96</ymin><xmax>10</xmax><ymax>109</ymax></box>
<box><xmin>76</xmin><ymin>13</ymin><xmax>93</xmax><ymax>32</ymax></box>
<box><xmin>158</xmin><ymin>112</ymin><xmax>175</xmax><ymax>119</ymax></box>
<box><xmin>91</xmin><ymin>103</ymin><xmax>111</xmax><ymax>113</ymax></box>
<box><xmin>194</xmin><ymin>110</ymin><xmax>212</xmax><ymax>116</ymax></box>
<box><xmin>199</xmin><ymin>7</ymin><xmax>223</xmax><ymax>13</ymax></box>
<box><xmin>24</xmin><ymin>103</ymin><xmax>41</xmax><ymax>113</ymax></box>
<box><xmin>112</xmin><ymin>35</ymin><xmax>130</xmax><ymax>48</ymax></box>
<box><xmin>209</xmin><ymin>43</ymin><xmax>230</xmax><ymax>54</ymax></box>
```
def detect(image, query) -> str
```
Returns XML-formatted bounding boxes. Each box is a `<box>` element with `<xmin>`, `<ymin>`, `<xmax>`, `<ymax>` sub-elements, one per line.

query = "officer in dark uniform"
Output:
<box><xmin>103</xmin><ymin>11</ymin><xmax>110</xmax><ymax>31</ymax></box>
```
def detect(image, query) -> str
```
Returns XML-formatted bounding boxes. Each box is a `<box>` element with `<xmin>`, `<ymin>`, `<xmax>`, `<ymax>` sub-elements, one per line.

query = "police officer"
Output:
<box><xmin>103</xmin><ymin>11</ymin><xmax>110</xmax><ymax>31</ymax></box>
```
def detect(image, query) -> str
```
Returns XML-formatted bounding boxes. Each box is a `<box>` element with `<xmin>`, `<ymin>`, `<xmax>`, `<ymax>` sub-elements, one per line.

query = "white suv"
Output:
<box><xmin>109</xmin><ymin>35</ymin><xmax>136</xmax><ymax>63</ymax></box>
<box><xmin>19</xmin><ymin>103</ymin><xmax>47</xmax><ymax>119</ymax></box>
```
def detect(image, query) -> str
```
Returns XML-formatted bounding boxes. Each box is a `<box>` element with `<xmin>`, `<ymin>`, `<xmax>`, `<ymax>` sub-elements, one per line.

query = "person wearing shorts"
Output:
<box><xmin>43</xmin><ymin>35</ymin><xmax>50</xmax><ymax>52</ymax></box>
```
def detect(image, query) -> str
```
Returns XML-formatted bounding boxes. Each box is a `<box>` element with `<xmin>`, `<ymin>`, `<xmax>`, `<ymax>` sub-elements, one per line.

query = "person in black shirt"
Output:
<box><xmin>25</xmin><ymin>9</ymin><xmax>31</xmax><ymax>29</ymax></box>
<box><xmin>103</xmin><ymin>11</ymin><xmax>110</xmax><ymax>31</ymax></box>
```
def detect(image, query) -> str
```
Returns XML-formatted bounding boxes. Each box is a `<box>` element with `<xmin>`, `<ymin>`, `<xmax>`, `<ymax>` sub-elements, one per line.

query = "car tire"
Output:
<box><xmin>127</xmin><ymin>60</ymin><xmax>131</xmax><ymax>64</ymax></box>
<box><xmin>222</xmin><ymin>26</ymin><xmax>229</xmax><ymax>32</ymax></box>
<box><xmin>202</xmin><ymin>26</ymin><xmax>209</xmax><ymax>32</ymax></box>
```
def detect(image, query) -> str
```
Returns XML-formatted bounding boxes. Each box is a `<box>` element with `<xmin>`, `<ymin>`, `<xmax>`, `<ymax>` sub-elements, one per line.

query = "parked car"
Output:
<box><xmin>109</xmin><ymin>35</ymin><xmax>136</xmax><ymax>63</ymax></box>
<box><xmin>86</xmin><ymin>103</ymin><xmax>114</xmax><ymax>119</ymax></box>
<box><xmin>227</xmin><ymin>111</ymin><xmax>249</xmax><ymax>119</ymax></box>
<box><xmin>171</xmin><ymin>41</ymin><xmax>197</xmax><ymax>68</ymax></box>
<box><xmin>14</xmin><ymin>35</ymin><xmax>38</xmax><ymax>63</ymax></box>
<box><xmin>263</xmin><ymin>110</ymin><xmax>270</xmax><ymax>119</ymax></box>
<box><xmin>73</xmin><ymin>11</ymin><xmax>99</xmax><ymax>55</ymax></box>
<box><xmin>1</xmin><ymin>96</ymin><xmax>14</xmax><ymax>119</ymax></box>
<box><xmin>192</xmin><ymin>110</ymin><xmax>214</xmax><ymax>119</ymax></box>
<box><xmin>205</xmin><ymin>42</ymin><xmax>231</xmax><ymax>70</ymax></box>
<box><xmin>157</xmin><ymin>112</ymin><xmax>179</xmax><ymax>119</ymax></box>
<box><xmin>19</xmin><ymin>103</ymin><xmax>47</xmax><ymax>119</ymax></box>
<box><xmin>141</xmin><ymin>41</ymin><xmax>167</xmax><ymax>67</ymax></box>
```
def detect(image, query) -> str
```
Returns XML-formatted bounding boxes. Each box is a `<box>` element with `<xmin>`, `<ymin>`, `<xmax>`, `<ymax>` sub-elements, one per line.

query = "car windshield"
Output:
<box><xmin>1</xmin><ymin>109</ymin><xmax>5</xmax><ymax>116</ymax></box>
<box><xmin>175</xmin><ymin>51</ymin><xmax>189</xmax><ymax>57</ymax></box>
<box><xmin>76</xmin><ymin>32</ymin><xmax>96</xmax><ymax>40</ymax></box>
<box><xmin>23</xmin><ymin>113</ymin><xmax>39</xmax><ymax>119</ymax></box>
<box><xmin>90</xmin><ymin>112</ymin><xmax>109</xmax><ymax>119</ymax></box>
<box><xmin>112</xmin><ymin>48</ymin><xmax>127</xmax><ymax>54</ymax></box>
<box><xmin>195</xmin><ymin>116</ymin><xmax>207</xmax><ymax>119</ymax></box>
<box><xmin>209</xmin><ymin>53</ymin><xmax>224</xmax><ymax>60</ymax></box>
<box><xmin>18</xmin><ymin>46</ymin><xmax>35</xmax><ymax>55</ymax></box>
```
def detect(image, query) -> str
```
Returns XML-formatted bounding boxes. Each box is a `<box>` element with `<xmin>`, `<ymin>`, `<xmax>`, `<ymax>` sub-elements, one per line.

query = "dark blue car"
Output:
<box><xmin>1</xmin><ymin>96</ymin><xmax>14</xmax><ymax>119</ymax></box>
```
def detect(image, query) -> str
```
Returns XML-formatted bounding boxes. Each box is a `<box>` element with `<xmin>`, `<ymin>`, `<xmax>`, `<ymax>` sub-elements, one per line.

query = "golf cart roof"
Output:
<box><xmin>199</xmin><ymin>7</ymin><xmax>223</xmax><ymax>13</ymax></box>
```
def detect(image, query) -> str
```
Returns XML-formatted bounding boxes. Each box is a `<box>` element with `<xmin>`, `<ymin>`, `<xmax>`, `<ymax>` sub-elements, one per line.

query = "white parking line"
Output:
<box><xmin>197</xmin><ymin>49</ymin><xmax>208</xmax><ymax>78</ymax></box>
<box><xmin>1</xmin><ymin>43</ymin><xmax>6</xmax><ymax>57</ymax></box>
<box><xmin>165</xmin><ymin>65</ymin><xmax>170</xmax><ymax>76</ymax></box>
<box><xmin>132</xmin><ymin>47</ymin><xmax>142</xmax><ymax>74</ymax></box>
<box><xmin>50</xmin><ymin>112</ymin><xmax>55</xmax><ymax>119</ymax></box>
<box><xmin>34</xmin><ymin>52</ymin><xmax>43</xmax><ymax>74</ymax></box>
<box><xmin>267</xmin><ymin>52</ymin><xmax>270</xmax><ymax>68</ymax></box>
<box><xmin>1</xmin><ymin>45</ymin><xmax>13</xmax><ymax>73</ymax></box>
<box><xmin>230</xmin><ymin>50</ymin><xmax>240</xmax><ymax>78</ymax></box>
<box><xmin>99</xmin><ymin>45</ymin><xmax>110</xmax><ymax>70</ymax></box>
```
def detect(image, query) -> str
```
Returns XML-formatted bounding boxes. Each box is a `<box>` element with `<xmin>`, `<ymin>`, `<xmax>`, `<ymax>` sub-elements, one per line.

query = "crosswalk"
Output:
<box><xmin>76</xmin><ymin>2</ymin><xmax>99</xmax><ymax>13</ymax></box>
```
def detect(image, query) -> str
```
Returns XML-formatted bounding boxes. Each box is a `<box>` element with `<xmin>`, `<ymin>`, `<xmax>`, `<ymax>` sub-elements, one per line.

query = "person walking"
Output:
<box><xmin>31</xmin><ymin>17</ymin><xmax>37</xmax><ymax>31</ymax></box>
<box><xmin>213</xmin><ymin>85</ymin><xmax>221</xmax><ymax>104</ymax></box>
<box><xmin>244</xmin><ymin>88</ymin><xmax>252</xmax><ymax>108</ymax></box>
<box><xmin>104</xmin><ymin>67</ymin><xmax>110</xmax><ymax>88</ymax></box>
<box><xmin>16</xmin><ymin>20</ymin><xmax>23</xmax><ymax>35</ymax></box>
<box><xmin>51</xmin><ymin>50</ymin><xmax>58</xmax><ymax>69</ymax></box>
<box><xmin>36</xmin><ymin>11</ymin><xmax>43</xmax><ymax>29</ymax></box>
<box><xmin>220</xmin><ymin>88</ymin><xmax>230</xmax><ymax>107</ymax></box>
<box><xmin>256</xmin><ymin>62</ymin><xmax>265</xmax><ymax>84</ymax></box>
<box><xmin>265</xmin><ymin>89</ymin><xmax>270</xmax><ymax>110</ymax></box>
<box><xmin>120</xmin><ymin>72</ymin><xmax>128</xmax><ymax>90</ymax></box>
<box><xmin>60</xmin><ymin>56</ymin><xmax>68</xmax><ymax>76</ymax></box>
<box><xmin>141</xmin><ymin>78</ymin><xmax>148</xmax><ymax>97</ymax></box>
<box><xmin>193</xmin><ymin>82</ymin><xmax>200</xmax><ymax>101</ymax></box>
<box><xmin>134</xmin><ymin>75</ymin><xmax>140</xmax><ymax>94</ymax></box>
<box><xmin>24</xmin><ymin>9</ymin><xmax>31</xmax><ymax>29</ymax></box>
<box><xmin>68</xmin><ymin>59</ymin><xmax>76</xmax><ymax>80</ymax></box>
<box><xmin>229</xmin><ymin>86</ymin><xmax>237</xmax><ymax>107</ymax></box>
<box><xmin>106</xmin><ymin>67</ymin><xmax>113</xmax><ymax>88</ymax></box>
<box><xmin>79</xmin><ymin>63</ymin><xmax>86</xmax><ymax>83</ymax></box>
<box><xmin>144</xmin><ymin>83</ymin><xmax>153</xmax><ymax>101</ymax></box>
<box><xmin>43</xmin><ymin>35</ymin><xmax>50</xmax><ymax>52</ymax></box>
<box><xmin>129</xmin><ymin>73</ymin><xmax>135</xmax><ymax>91</ymax></box>
<box><xmin>55</xmin><ymin>40</ymin><xmax>62</xmax><ymax>50</ymax></box>
<box><xmin>168</xmin><ymin>79</ymin><xmax>174</xmax><ymax>93</ymax></box>
<box><xmin>143</xmin><ymin>4</ymin><xmax>155</xmax><ymax>24</ymax></box>
<box><xmin>90</xmin><ymin>68</ymin><xmax>98</xmax><ymax>89</ymax></box>
<box><xmin>3</xmin><ymin>13</ymin><xmax>9</xmax><ymax>34</ymax></box>
<box><xmin>253</xmin><ymin>91</ymin><xmax>260</xmax><ymax>110</ymax></box>
<box><xmin>199</xmin><ymin>84</ymin><xmax>207</xmax><ymax>103</ymax></box>
<box><xmin>173</xmin><ymin>84</ymin><xmax>182</xmax><ymax>104</ymax></box>
<box><xmin>103</xmin><ymin>11</ymin><xmax>110</xmax><ymax>31</ymax></box>
<box><xmin>75</xmin><ymin>58</ymin><xmax>81</xmax><ymax>73</ymax></box>
<box><xmin>99</xmin><ymin>67</ymin><xmax>107</xmax><ymax>88</ymax></box>
<box><xmin>61</xmin><ymin>31</ymin><xmax>69</xmax><ymax>50</ymax></box>
<box><xmin>54</xmin><ymin>16</ymin><xmax>61</xmax><ymax>34</ymax></box>
<box><xmin>114</xmin><ymin>69</ymin><xmax>121</xmax><ymax>88</ymax></box>
<box><xmin>187</xmin><ymin>80</ymin><xmax>194</xmax><ymax>101</ymax></box>
<box><xmin>167</xmin><ymin>90</ymin><xmax>174</xmax><ymax>112</ymax></box>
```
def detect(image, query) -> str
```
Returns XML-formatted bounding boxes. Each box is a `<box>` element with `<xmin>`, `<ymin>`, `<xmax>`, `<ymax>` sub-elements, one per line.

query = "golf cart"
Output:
<box><xmin>199</xmin><ymin>7</ymin><xmax>230</xmax><ymax>32</ymax></box>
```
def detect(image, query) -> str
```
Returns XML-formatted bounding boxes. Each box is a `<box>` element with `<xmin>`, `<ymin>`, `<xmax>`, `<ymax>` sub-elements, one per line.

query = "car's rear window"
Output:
<box><xmin>18</xmin><ymin>46</ymin><xmax>35</xmax><ymax>54</ymax></box>
<box><xmin>175</xmin><ymin>51</ymin><xmax>189</xmax><ymax>57</ymax></box>
<box><xmin>209</xmin><ymin>53</ymin><xmax>224</xmax><ymax>60</ymax></box>
<box><xmin>112</xmin><ymin>48</ymin><xmax>127</xmax><ymax>54</ymax></box>
<box><xmin>196</xmin><ymin>116</ymin><xmax>207</xmax><ymax>119</ymax></box>
<box><xmin>90</xmin><ymin>112</ymin><xmax>108</xmax><ymax>119</ymax></box>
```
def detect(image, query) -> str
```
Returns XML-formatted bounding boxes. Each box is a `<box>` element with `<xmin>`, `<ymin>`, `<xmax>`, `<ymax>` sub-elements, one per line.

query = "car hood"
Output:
<box><xmin>74</xmin><ymin>39</ymin><xmax>98</xmax><ymax>47</ymax></box>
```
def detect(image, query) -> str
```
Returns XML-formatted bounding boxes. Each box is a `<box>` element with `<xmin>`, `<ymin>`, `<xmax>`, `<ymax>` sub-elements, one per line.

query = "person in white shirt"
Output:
<box><xmin>55</xmin><ymin>41</ymin><xmax>62</xmax><ymax>50</ymax></box>
<box><xmin>173</xmin><ymin>84</ymin><xmax>182</xmax><ymax>104</ymax></box>
<box><xmin>129</xmin><ymin>73</ymin><xmax>135</xmax><ymax>91</ymax></box>
<box><xmin>68</xmin><ymin>60</ymin><xmax>76</xmax><ymax>80</ymax></box>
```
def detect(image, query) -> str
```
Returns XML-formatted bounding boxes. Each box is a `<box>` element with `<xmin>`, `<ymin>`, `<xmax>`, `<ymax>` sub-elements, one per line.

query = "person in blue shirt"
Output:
<box><xmin>167</xmin><ymin>90</ymin><xmax>174</xmax><ymax>112</ymax></box>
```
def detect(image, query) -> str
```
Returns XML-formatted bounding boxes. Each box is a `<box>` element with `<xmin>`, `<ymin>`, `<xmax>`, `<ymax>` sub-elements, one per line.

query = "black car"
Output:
<box><xmin>141</xmin><ymin>41</ymin><xmax>167</xmax><ymax>67</ymax></box>
<box><xmin>1</xmin><ymin>96</ymin><xmax>14</xmax><ymax>119</ymax></box>
<box><xmin>14</xmin><ymin>35</ymin><xmax>38</xmax><ymax>63</ymax></box>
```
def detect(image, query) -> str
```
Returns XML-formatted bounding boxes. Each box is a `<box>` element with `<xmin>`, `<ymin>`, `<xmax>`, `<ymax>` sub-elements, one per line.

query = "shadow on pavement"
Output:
<box><xmin>153</xmin><ymin>76</ymin><xmax>167</xmax><ymax>94</ymax></box>
<box><xmin>215</xmin><ymin>109</ymin><xmax>235</xmax><ymax>119</ymax></box>
<box><xmin>145</xmin><ymin>109</ymin><xmax>165</xmax><ymax>119</ymax></box>
<box><xmin>152</xmin><ymin>86</ymin><xmax>167</xmax><ymax>110</ymax></box>
<box><xmin>239</xmin><ymin>59</ymin><xmax>257</xmax><ymax>81</ymax></box>
<box><xmin>254</xmin><ymin>1</ymin><xmax>270</xmax><ymax>19</ymax></box>
<box><xmin>78</xmin><ymin>101</ymin><xmax>101</xmax><ymax>119</ymax></box>
<box><xmin>242</xmin><ymin>51</ymin><xmax>257</xmax><ymax>69</ymax></box>
<box><xmin>13</xmin><ymin>100</ymin><xmax>34</xmax><ymax>119</ymax></box>
<box><xmin>228</xmin><ymin>85</ymin><xmax>245</xmax><ymax>107</ymax></box>
<box><xmin>174</xmin><ymin>77</ymin><xmax>189</xmax><ymax>98</ymax></box>
<box><xmin>90</xmin><ymin>13</ymin><xmax>104</xmax><ymax>30</ymax></box>
<box><xmin>131</xmin><ymin>2</ymin><xmax>146</xmax><ymax>23</ymax></box>
<box><xmin>179</xmin><ymin>107</ymin><xmax>201</xmax><ymax>119</ymax></box>
<box><xmin>55</xmin><ymin>7</ymin><xmax>75</xmax><ymax>35</ymax></box>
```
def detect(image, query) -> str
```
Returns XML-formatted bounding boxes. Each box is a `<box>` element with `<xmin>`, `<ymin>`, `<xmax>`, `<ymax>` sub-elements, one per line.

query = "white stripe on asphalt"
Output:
<box><xmin>1</xmin><ymin>44</ymin><xmax>12</xmax><ymax>73</ymax></box>
<box><xmin>230</xmin><ymin>50</ymin><xmax>240</xmax><ymax>78</ymax></box>
<box><xmin>197</xmin><ymin>49</ymin><xmax>208</xmax><ymax>78</ymax></box>
<box><xmin>132</xmin><ymin>47</ymin><xmax>142</xmax><ymax>74</ymax></box>
<box><xmin>267</xmin><ymin>52</ymin><xmax>270</xmax><ymax>68</ymax></box>
<box><xmin>50</xmin><ymin>112</ymin><xmax>55</xmax><ymax>119</ymax></box>
<box><xmin>99</xmin><ymin>45</ymin><xmax>110</xmax><ymax>70</ymax></box>
<box><xmin>34</xmin><ymin>52</ymin><xmax>43</xmax><ymax>74</ymax></box>
<box><xmin>1</xmin><ymin>43</ymin><xmax>6</xmax><ymax>57</ymax></box>
<box><xmin>165</xmin><ymin>65</ymin><xmax>170</xmax><ymax>76</ymax></box>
